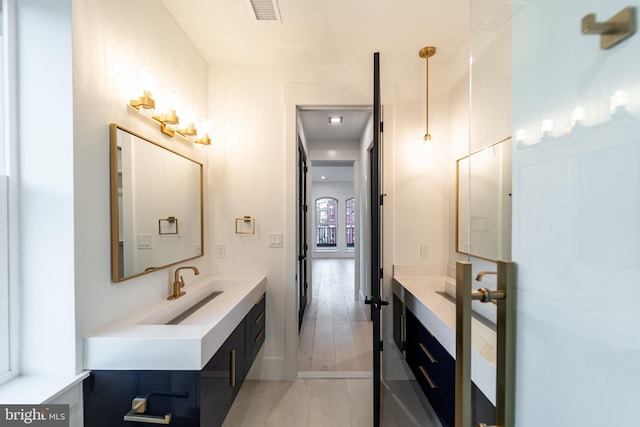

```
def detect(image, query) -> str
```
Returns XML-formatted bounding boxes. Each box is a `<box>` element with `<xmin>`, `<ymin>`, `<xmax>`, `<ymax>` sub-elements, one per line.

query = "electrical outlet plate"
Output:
<box><xmin>420</xmin><ymin>243</ymin><xmax>431</xmax><ymax>258</ymax></box>
<box><xmin>215</xmin><ymin>244</ymin><xmax>226</xmax><ymax>258</ymax></box>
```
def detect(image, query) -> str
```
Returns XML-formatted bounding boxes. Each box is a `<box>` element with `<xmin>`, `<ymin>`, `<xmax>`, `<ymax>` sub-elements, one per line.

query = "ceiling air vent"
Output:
<box><xmin>246</xmin><ymin>0</ymin><xmax>282</xmax><ymax>22</ymax></box>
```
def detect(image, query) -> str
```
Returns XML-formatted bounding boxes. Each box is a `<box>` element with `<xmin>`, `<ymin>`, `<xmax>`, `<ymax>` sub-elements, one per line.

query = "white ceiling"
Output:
<box><xmin>299</xmin><ymin>108</ymin><xmax>371</xmax><ymax>142</ymax></box>
<box><xmin>161</xmin><ymin>0</ymin><xmax>470</xmax><ymax>66</ymax></box>
<box><xmin>160</xmin><ymin>0</ymin><xmax>470</xmax><ymax>175</ymax></box>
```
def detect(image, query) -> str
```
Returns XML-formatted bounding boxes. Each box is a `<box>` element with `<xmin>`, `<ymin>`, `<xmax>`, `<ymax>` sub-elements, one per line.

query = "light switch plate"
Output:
<box><xmin>137</xmin><ymin>234</ymin><xmax>152</xmax><ymax>249</ymax></box>
<box><xmin>268</xmin><ymin>233</ymin><xmax>283</xmax><ymax>248</ymax></box>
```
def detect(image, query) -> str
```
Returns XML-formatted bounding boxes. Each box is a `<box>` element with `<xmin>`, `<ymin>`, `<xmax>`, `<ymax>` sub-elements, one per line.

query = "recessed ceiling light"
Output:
<box><xmin>328</xmin><ymin>116</ymin><xmax>342</xmax><ymax>124</ymax></box>
<box><xmin>320</xmin><ymin>176</ymin><xmax>327</xmax><ymax>180</ymax></box>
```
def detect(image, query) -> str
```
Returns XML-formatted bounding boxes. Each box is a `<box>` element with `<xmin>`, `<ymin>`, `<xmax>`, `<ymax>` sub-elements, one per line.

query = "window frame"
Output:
<box><xmin>0</xmin><ymin>0</ymin><xmax>19</xmax><ymax>387</ymax></box>
<box><xmin>315</xmin><ymin>197</ymin><xmax>338</xmax><ymax>249</ymax></box>
<box><xmin>345</xmin><ymin>197</ymin><xmax>355</xmax><ymax>249</ymax></box>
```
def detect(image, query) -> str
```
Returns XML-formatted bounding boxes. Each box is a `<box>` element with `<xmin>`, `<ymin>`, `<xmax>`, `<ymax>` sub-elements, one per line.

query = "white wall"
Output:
<box><xmin>208</xmin><ymin>54</ymin><xmax>457</xmax><ymax>379</ymax></box>
<box><xmin>72</xmin><ymin>0</ymin><xmax>209</xmax><ymax>368</ymax></box>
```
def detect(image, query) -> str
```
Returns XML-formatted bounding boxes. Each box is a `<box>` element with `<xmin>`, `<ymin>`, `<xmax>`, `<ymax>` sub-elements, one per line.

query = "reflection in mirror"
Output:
<box><xmin>110</xmin><ymin>124</ymin><xmax>203</xmax><ymax>282</ymax></box>
<box><xmin>457</xmin><ymin>137</ymin><xmax>512</xmax><ymax>261</ymax></box>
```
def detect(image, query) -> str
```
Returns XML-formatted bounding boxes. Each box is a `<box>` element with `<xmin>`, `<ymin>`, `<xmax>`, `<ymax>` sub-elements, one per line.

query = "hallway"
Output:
<box><xmin>298</xmin><ymin>259</ymin><xmax>372</xmax><ymax>373</ymax></box>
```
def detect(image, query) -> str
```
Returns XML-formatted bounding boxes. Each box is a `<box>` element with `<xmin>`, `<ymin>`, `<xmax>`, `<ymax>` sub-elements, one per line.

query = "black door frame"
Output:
<box><xmin>297</xmin><ymin>137</ymin><xmax>309</xmax><ymax>331</ymax></box>
<box><xmin>365</xmin><ymin>51</ymin><xmax>386</xmax><ymax>427</ymax></box>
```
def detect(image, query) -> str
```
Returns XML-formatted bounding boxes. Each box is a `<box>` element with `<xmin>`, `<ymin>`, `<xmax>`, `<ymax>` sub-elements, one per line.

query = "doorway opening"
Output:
<box><xmin>296</xmin><ymin>107</ymin><xmax>373</xmax><ymax>376</ymax></box>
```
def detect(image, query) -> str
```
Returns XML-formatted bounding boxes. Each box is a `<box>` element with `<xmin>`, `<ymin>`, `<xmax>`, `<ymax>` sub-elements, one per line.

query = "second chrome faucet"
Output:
<box><xmin>168</xmin><ymin>266</ymin><xmax>200</xmax><ymax>300</ymax></box>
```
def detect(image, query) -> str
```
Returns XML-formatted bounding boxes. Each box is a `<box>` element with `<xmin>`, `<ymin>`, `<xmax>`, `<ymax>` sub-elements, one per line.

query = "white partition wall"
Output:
<box><xmin>511</xmin><ymin>1</ymin><xmax>640</xmax><ymax>425</ymax></box>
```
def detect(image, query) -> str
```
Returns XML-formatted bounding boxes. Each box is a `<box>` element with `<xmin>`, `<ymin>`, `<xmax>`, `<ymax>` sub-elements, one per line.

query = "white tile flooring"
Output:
<box><xmin>222</xmin><ymin>259</ymin><xmax>439</xmax><ymax>426</ymax></box>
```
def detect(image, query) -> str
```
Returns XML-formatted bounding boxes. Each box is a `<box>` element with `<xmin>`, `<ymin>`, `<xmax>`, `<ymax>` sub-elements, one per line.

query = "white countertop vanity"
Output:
<box><xmin>392</xmin><ymin>270</ymin><xmax>497</xmax><ymax>405</ymax></box>
<box><xmin>84</xmin><ymin>275</ymin><xmax>267</xmax><ymax>371</ymax></box>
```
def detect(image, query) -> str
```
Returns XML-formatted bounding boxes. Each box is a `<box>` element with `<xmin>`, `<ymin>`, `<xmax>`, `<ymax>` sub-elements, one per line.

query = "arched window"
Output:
<box><xmin>346</xmin><ymin>198</ymin><xmax>355</xmax><ymax>248</ymax></box>
<box><xmin>315</xmin><ymin>197</ymin><xmax>338</xmax><ymax>248</ymax></box>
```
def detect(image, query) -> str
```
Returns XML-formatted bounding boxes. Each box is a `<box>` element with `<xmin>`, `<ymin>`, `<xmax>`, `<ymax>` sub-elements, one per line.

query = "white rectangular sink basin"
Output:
<box><xmin>137</xmin><ymin>288</ymin><xmax>225</xmax><ymax>325</ymax></box>
<box><xmin>165</xmin><ymin>290</ymin><xmax>224</xmax><ymax>325</ymax></box>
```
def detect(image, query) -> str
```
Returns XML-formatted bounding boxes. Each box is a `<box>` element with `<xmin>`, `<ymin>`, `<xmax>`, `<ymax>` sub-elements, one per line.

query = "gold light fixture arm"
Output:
<box><xmin>419</xmin><ymin>46</ymin><xmax>436</xmax><ymax>141</ymax></box>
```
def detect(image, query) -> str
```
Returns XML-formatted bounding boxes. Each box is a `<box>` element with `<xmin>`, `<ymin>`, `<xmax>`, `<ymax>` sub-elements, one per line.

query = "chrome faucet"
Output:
<box><xmin>168</xmin><ymin>266</ymin><xmax>200</xmax><ymax>300</ymax></box>
<box><xmin>475</xmin><ymin>271</ymin><xmax>497</xmax><ymax>281</ymax></box>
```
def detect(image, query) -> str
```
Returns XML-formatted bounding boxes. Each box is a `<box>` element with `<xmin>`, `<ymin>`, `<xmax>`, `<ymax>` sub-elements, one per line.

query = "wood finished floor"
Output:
<box><xmin>297</xmin><ymin>258</ymin><xmax>373</xmax><ymax>373</ymax></box>
<box><xmin>222</xmin><ymin>378</ymin><xmax>440</xmax><ymax>427</ymax></box>
<box><xmin>222</xmin><ymin>258</ymin><xmax>440</xmax><ymax>426</ymax></box>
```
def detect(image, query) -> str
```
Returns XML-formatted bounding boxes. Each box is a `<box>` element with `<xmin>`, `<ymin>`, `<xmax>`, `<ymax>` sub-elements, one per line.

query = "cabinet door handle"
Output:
<box><xmin>418</xmin><ymin>366</ymin><xmax>438</xmax><ymax>389</ymax></box>
<box><xmin>419</xmin><ymin>343</ymin><xmax>437</xmax><ymax>363</ymax></box>
<box><xmin>255</xmin><ymin>328</ymin><xmax>264</xmax><ymax>342</ymax></box>
<box><xmin>255</xmin><ymin>294</ymin><xmax>265</xmax><ymax>305</ymax></box>
<box><xmin>230</xmin><ymin>349</ymin><xmax>236</xmax><ymax>387</ymax></box>
<box><xmin>255</xmin><ymin>312</ymin><xmax>265</xmax><ymax>324</ymax></box>
<box><xmin>123</xmin><ymin>397</ymin><xmax>172</xmax><ymax>424</ymax></box>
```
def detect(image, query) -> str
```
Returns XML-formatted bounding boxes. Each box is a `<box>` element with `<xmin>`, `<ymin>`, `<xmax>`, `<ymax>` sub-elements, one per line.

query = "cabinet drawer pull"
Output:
<box><xmin>255</xmin><ymin>311</ymin><xmax>265</xmax><ymax>324</ymax></box>
<box><xmin>230</xmin><ymin>349</ymin><xmax>236</xmax><ymax>387</ymax></box>
<box><xmin>419</xmin><ymin>343</ymin><xmax>437</xmax><ymax>363</ymax></box>
<box><xmin>418</xmin><ymin>366</ymin><xmax>438</xmax><ymax>389</ymax></box>
<box><xmin>255</xmin><ymin>294</ymin><xmax>265</xmax><ymax>305</ymax></box>
<box><xmin>255</xmin><ymin>328</ymin><xmax>264</xmax><ymax>343</ymax></box>
<box><xmin>123</xmin><ymin>397</ymin><xmax>172</xmax><ymax>424</ymax></box>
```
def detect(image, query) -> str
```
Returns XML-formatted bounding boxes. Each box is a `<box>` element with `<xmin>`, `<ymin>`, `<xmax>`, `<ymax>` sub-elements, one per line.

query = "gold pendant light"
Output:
<box><xmin>419</xmin><ymin>46</ymin><xmax>436</xmax><ymax>142</ymax></box>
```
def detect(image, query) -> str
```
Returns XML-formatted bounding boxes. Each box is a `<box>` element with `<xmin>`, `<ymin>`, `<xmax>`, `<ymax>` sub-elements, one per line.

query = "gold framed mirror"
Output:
<box><xmin>110</xmin><ymin>124</ymin><xmax>204</xmax><ymax>282</ymax></box>
<box><xmin>456</xmin><ymin>136</ymin><xmax>512</xmax><ymax>261</ymax></box>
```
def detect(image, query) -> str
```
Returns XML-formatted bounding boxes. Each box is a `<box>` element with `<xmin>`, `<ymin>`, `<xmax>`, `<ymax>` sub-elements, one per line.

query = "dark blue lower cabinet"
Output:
<box><xmin>472</xmin><ymin>382</ymin><xmax>496</xmax><ymax>427</ymax></box>
<box><xmin>405</xmin><ymin>308</ymin><xmax>494</xmax><ymax>427</ymax></box>
<box><xmin>84</xmin><ymin>293</ymin><xmax>266</xmax><ymax>427</ymax></box>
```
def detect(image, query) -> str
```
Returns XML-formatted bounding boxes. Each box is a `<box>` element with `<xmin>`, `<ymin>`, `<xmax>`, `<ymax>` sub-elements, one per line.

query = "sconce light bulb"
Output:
<box><xmin>540</xmin><ymin>118</ymin><xmax>553</xmax><ymax>137</ymax></box>
<box><xmin>610</xmin><ymin>89</ymin><xmax>629</xmax><ymax>113</ymax></box>
<box><xmin>139</xmin><ymin>70</ymin><xmax>156</xmax><ymax>96</ymax></box>
<box><xmin>571</xmin><ymin>106</ymin><xmax>585</xmax><ymax>127</ymax></box>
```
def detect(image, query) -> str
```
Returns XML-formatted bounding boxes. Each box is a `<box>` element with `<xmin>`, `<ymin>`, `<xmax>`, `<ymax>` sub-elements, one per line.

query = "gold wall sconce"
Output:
<box><xmin>130</xmin><ymin>90</ymin><xmax>156</xmax><ymax>111</ymax></box>
<box><xmin>419</xmin><ymin>46</ymin><xmax>436</xmax><ymax>144</ymax></box>
<box><xmin>129</xmin><ymin>75</ymin><xmax>211</xmax><ymax>145</ymax></box>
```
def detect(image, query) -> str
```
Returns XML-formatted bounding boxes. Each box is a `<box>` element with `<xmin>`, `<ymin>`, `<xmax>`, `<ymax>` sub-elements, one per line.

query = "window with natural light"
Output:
<box><xmin>315</xmin><ymin>197</ymin><xmax>338</xmax><ymax>249</ymax></box>
<box><xmin>0</xmin><ymin>0</ymin><xmax>13</xmax><ymax>386</ymax></box>
<box><xmin>346</xmin><ymin>197</ymin><xmax>355</xmax><ymax>248</ymax></box>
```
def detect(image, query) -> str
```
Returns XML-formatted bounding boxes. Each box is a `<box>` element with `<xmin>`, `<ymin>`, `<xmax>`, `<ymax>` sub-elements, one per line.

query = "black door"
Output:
<box><xmin>365</xmin><ymin>51</ymin><xmax>386</xmax><ymax>427</ymax></box>
<box><xmin>297</xmin><ymin>138</ymin><xmax>309</xmax><ymax>331</ymax></box>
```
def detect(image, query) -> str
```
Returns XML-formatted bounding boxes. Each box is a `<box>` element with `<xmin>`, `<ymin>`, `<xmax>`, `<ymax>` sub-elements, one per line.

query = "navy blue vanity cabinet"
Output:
<box><xmin>472</xmin><ymin>381</ymin><xmax>496</xmax><ymax>426</ymax></box>
<box><xmin>392</xmin><ymin>293</ymin><xmax>404</xmax><ymax>353</ymax></box>
<box><xmin>404</xmin><ymin>308</ymin><xmax>495</xmax><ymax>427</ymax></box>
<box><xmin>405</xmin><ymin>309</ymin><xmax>454</xmax><ymax>427</ymax></box>
<box><xmin>200</xmin><ymin>317</ymin><xmax>246</xmax><ymax>426</ymax></box>
<box><xmin>83</xmin><ymin>292</ymin><xmax>266</xmax><ymax>427</ymax></box>
<box><xmin>246</xmin><ymin>293</ymin><xmax>266</xmax><ymax>363</ymax></box>
<box><xmin>83</xmin><ymin>370</ymin><xmax>200</xmax><ymax>426</ymax></box>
